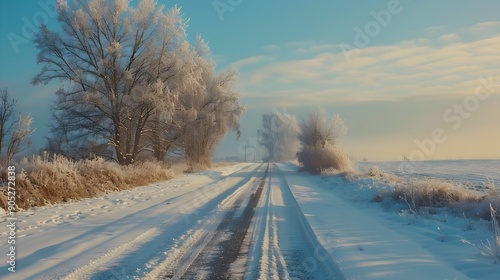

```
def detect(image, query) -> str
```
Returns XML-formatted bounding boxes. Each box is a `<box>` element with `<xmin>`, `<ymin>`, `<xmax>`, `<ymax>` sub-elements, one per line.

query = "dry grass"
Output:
<box><xmin>0</xmin><ymin>155</ymin><xmax>173</xmax><ymax>210</ymax></box>
<box><xmin>393</xmin><ymin>179</ymin><xmax>500</xmax><ymax>220</ymax></box>
<box><xmin>185</xmin><ymin>158</ymin><xmax>212</xmax><ymax>173</ymax></box>
<box><xmin>395</xmin><ymin>178</ymin><xmax>484</xmax><ymax>207</ymax></box>
<box><xmin>356</xmin><ymin>167</ymin><xmax>500</xmax><ymax>221</ymax></box>
<box><xmin>472</xmin><ymin>194</ymin><xmax>500</xmax><ymax>220</ymax></box>
<box><xmin>462</xmin><ymin>203</ymin><xmax>500</xmax><ymax>262</ymax></box>
<box><xmin>363</xmin><ymin>166</ymin><xmax>402</xmax><ymax>185</ymax></box>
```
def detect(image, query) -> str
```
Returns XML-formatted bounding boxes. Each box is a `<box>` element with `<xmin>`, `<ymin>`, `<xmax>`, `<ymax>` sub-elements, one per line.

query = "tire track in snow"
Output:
<box><xmin>142</xmin><ymin>163</ymin><xmax>267</xmax><ymax>279</ymax></box>
<box><xmin>180</xmin><ymin>164</ymin><xmax>270</xmax><ymax>279</ymax></box>
<box><xmin>249</xmin><ymin>164</ymin><xmax>344</xmax><ymax>280</ymax></box>
<box><xmin>61</xmin><ymin>227</ymin><xmax>161</xmax><ymax>280</ymax></box>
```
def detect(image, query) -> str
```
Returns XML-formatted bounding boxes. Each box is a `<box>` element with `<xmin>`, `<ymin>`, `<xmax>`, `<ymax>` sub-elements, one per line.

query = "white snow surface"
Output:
<box><xmin>0</xmin><ymin>162</ymin><xmax>255</xmax><ymax>279</ymax></box>
<box><xmin>358</xmin><ymin>160</ymin><xmax>500</xmax><ymax>190</ymax></box>
<box><xmin>278</xmin><ymin>161</ymin><xmax>500</xmax><ymax>280</ymax></box>
<box><xmin>1</xmin><ymin>160</ymin><xmax>499</xmax><ymax>279</ymax></box>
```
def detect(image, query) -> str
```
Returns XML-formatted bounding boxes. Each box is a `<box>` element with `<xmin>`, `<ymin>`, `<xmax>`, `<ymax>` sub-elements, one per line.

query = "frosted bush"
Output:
<box><xmin>297</xmin><ymin>145</ymin><xmax>351</xmax><ymax>174</ymax></box>
<box><xmin>296</xmin><ymin>108</ymin><xmax>351</xmax><ymax>174</ymax></box>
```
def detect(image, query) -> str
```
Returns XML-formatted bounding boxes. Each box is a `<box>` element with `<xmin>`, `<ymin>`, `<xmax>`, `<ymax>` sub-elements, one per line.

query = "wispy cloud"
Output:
<box><xmin>426</xmin><ymin>25</ymin><xmax>448</xmax><ymax>35</ymax></box>
<box><xmin>439</xmin><ymin>33</ymin><xmax>459</xmax><ymax>42</ymax></box>
<box><xmin>235</xmin><ymin>21</ymin><xmax>500</xmax><ymax>108</ymax></box>
<box><xmin>262</xmin><ymin>44</ymin><xmax>281</xmax><ymax>52</ymax></box>
<box><xmin>468</xmin><ymin>21</ymin><xmax>500</xmax><ymax>32</ymax></box>
<box><xmin>283</xmin><ymin>40</ymin><xmax>319</xmax><ymax>48</ymax></box>
<box><xmin>231</xmin><ymin>55</ymin><xmax>273</xmax><ymax>68</ymax></box>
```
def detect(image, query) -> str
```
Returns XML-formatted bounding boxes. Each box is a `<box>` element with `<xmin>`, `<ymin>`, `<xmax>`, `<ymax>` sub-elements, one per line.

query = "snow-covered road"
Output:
<box><xmin>0</xmin><ymin>162</ymin><xmax>339</xmax><ymax>279</ymax></box>
<box><xmin>244</xmin><ymin>164</ymin><xmax>341</xmax><ymax>280</ymax></box>
<box><xmin>1</xmin><ymin>161</ymin><xmax>499</xmax><ymax>279</ymax></box>
<box><xmin>0</xmin><ymin>162</ymin><xmax>263</xmax><ymax>279</ymax></box>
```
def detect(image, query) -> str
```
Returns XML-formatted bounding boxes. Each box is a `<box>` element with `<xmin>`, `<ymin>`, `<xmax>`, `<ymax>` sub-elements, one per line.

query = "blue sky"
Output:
<box><xmin>1</xmin><ymin>0</ymin><xmax>500</xmax><ymax>161</ymax></box>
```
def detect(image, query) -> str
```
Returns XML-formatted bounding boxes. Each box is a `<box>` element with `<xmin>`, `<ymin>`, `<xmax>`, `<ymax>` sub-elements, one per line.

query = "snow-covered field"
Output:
<box><xmin>358</xmin><ymin>160</ymin><xmax>500</xmax><ymax>190</ymax></box>
<box><xmin>1</xmin><ymin>160</ymin><xmax>499</xmax><ymax>279</ymax></box>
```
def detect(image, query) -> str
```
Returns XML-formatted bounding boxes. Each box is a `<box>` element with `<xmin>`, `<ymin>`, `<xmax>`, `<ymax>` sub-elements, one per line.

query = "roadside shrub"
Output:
<box><xmin>297</xmin><ymin>145</ymin><xmax>351</xmax><ymax>174</ymax></box>
<box><xmin>296</xmin><ymin>108</ymin><xmax>351</xmax><ymax>174</ymax></box>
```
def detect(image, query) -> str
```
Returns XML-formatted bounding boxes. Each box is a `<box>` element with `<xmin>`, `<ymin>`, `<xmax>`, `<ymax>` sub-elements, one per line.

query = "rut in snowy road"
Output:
<box><xmin>245</xmin><ymin>164</ymin><xmax>343</xmax><ymax>280</ymax></box>
<box><xmin>180</xmin><ymin>165</ymin><xmax>269</xmax><ymax>279</ymax></box>
<box><xmin>166</xmin><ymin>163</ymin><xmax>343</xmax><ymax>280</ymax></box>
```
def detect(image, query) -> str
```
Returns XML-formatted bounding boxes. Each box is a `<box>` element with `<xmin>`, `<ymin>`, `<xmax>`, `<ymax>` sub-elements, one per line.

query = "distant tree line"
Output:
<box><xmin>258</xmin><ymin>108</ymin><xmax>351</xmax><ymax>173</ymax></box>
<box><xmin>258</xmin><ymin>111</ymin><xmax>299</xmax><ymax>162</ymax></box>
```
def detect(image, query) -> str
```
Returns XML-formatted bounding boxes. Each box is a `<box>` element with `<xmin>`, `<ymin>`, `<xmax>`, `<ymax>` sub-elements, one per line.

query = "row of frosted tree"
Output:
<box><xmin>258</xmin><ymin>109</ymin><xmax>351</xmax><ymax>173</ymax></box>
<box><xmin>28</xmin><ymin>0</ymin><xmax>243</xmax><ymax>166</ymax></box>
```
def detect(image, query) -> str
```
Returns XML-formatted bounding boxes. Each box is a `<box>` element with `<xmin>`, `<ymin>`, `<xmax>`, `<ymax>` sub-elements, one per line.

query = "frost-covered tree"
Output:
<box><xmin>298</xmin><ymin>108</ymin><xmax>346</xmax><ymax>149</ymax></box>
<box><xmin>6</xmin><ymin>114</ymin><xmax>33</xmax><ymax>164</ymax></box>
<box><xmin>173</xmin><ymin>40</ymin><xmax>244</xmax><ymax>168</ymax></box>
<box><xmin>142</xmin><ymin>37</ymin><xmax>208</xmax><ymax>162</ymax></box>
<box><xmin>258</xmin><ymin>111</ymin><xmax>299</xmax><ymax>162</ymax></box>
<box><xmin>43</xmin><ymin>97</ymin><xmax>113</xmax><ymax>161</ymax></box>
<box><xmin>135</xmin><ymin>36</ymin><xmax>244</xmax><ymax>166</ymax></box>
<box><xmin>44</xmin><ymin>112</ymin><xmax>112</xmax><ymax>161</ymax></box>
<box><xmin>33</xmin><ymin>0</ymin><xmax>191</xmax><ymax>165</ymax></box>
<box><xmin>182</xmin><ymin>69</ymin><xmax>244</xmax><ymax>168</ymax></box>
<box><xmin>0</xmin><ymin>87</ymin><xmax>33</xmax><ymax>164</ymax></box>
<box><xmin>0</xmin><ymin>88</ymin><xmax>16</xmax><ymax>158</ymax></box>
<box><xmin>297</xmin><ymin>108</ymin><xmax>351</xmax><ymax>173</ymax></box>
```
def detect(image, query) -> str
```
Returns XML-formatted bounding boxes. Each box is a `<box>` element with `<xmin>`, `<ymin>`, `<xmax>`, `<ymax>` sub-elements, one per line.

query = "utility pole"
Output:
<box><xmin>243</xmin><ymin>145</ymin><xmax>255</xmax><ymax>162</ymax></box>
<box><xmin>244</xmin><ymin>145</ymin><xmax>247</xmax><ymax>162</ymax></box>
